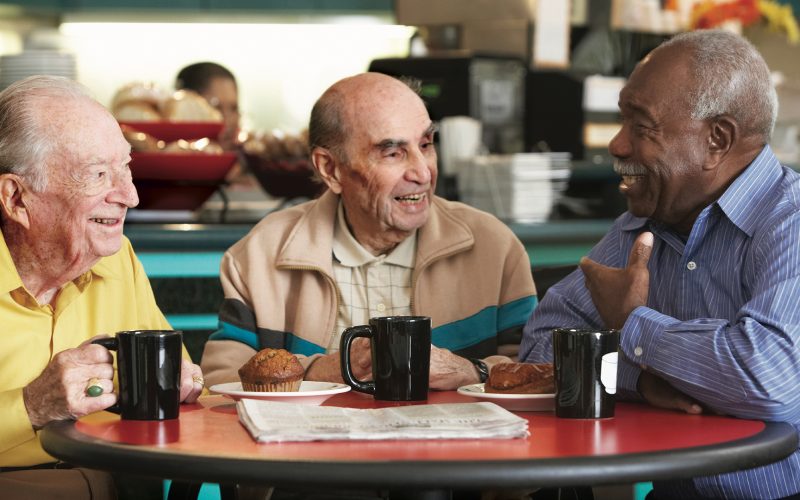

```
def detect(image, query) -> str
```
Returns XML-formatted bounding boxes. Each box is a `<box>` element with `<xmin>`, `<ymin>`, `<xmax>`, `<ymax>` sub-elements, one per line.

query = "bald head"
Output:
<box><xmin>308</xmin><ymin>73</ymin><xmax>426</xmax><ymax>163</ymax></box>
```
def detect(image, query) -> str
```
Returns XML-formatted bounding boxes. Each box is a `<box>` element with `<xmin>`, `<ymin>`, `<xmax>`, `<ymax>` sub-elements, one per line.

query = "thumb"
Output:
<box><xmin>578</xmin><ymin>255</ymin><xmax>598</xmax><ymax>273</ymax></box>
<box><xmin>629</xmin><ymin>232</ymin><xmax>653</xmax><ymax>269</ymax></box>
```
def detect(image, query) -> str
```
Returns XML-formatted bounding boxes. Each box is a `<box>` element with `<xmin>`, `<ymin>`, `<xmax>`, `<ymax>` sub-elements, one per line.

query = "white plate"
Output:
<box><xmin>209</xmin><ymin>381</ymin><xmax>351</xmax><ymax>405</ymax></box>
<box><xmin>457</xmin><ymin>383</ymin><xmax>555</xmax><ymax>412</ymax></box>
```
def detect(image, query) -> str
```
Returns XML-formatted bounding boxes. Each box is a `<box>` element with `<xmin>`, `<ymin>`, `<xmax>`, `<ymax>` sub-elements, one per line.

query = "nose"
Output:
<box><xmin>405</xmin><ymin>147</ymin><xmax>435</xmax><ymax>185</ymax></box>
<box><xmin>108</xmin><ymin>168</ymin><xmax>139</xmax><ymax>208</ymax></box>
<box><xmin>608</xmin><ymin>124</ymin><xmax>631</xmax><ymax>159</ymax></box>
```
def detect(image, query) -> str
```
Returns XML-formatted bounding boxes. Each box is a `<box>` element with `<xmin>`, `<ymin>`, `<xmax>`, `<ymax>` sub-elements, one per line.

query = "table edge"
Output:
<box><xmin>40</xmin><ymin>419</ymin><xmax>798</xmax><ymax>488</ymax></box>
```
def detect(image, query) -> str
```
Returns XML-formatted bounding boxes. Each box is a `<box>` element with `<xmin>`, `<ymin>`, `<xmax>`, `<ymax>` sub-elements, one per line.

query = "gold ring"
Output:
<box><xmin>86</xmin><ymin>378</ymin><xmax>103</xmax><ymax>397</ymax></box>
<box><xmin>192</xmin><ymin>375</ymin><xmax>205</xmax><ymax>386</ymax></box>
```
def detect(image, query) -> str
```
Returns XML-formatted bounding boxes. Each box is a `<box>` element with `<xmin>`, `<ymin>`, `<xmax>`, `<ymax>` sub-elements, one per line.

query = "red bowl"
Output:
<box><xmin>120</xmin><ymin>121</ymin><xmax>224</xmax><ymax>142</ymax></box>
<box><xmin>130</xmin><ymin>151</ymin><xmax>237</xmax><ymax>210</ymax></box>
<box><xmin>245</xmin><ymin>155</ymin><xmax>325</xmax><ymax>199</ymax></box>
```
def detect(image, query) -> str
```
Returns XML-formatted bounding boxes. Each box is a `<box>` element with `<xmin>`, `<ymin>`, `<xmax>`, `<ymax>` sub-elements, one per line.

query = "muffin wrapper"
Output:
<box><xmin>242</xmin><ymin>379</ymin><xmax>302</xmax><ymax>393</ymax></box>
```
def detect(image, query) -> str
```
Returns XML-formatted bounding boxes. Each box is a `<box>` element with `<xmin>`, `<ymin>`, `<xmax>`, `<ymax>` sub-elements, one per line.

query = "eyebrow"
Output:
<box><xmin>619</xmin><ymin>101</ymin><xmax>656</xmax><ymax>121</ymax></box>
<box><xmin>374</xmin><ymin>122</ymin><xmax>438</xmax><ymax>150</ymax></box>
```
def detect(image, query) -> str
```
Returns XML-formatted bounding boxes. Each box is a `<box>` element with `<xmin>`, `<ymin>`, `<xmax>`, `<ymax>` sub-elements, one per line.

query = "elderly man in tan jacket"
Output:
<box><xmin>202</xmin><ymin>72</ymin><xmax>537</xmax><ymax>391</ymax></box>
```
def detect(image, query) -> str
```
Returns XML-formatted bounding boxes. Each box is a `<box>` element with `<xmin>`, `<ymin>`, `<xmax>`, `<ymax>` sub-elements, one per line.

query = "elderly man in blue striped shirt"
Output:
<box><xmin>520</xmin><ymin>29</ymin><xmax>800</xmax><ymax>499</ymax></box>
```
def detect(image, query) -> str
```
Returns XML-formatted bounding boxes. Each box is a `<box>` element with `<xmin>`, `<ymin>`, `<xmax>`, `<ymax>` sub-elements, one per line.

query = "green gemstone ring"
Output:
<box><xmin>86</xmin><ymin>378</ymin><xmax>103</xmax><ymax>397</ymax></box>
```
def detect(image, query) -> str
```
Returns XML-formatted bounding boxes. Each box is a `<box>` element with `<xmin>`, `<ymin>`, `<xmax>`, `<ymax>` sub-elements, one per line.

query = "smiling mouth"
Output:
<box><xmin>395</xmin><ymin>193</ymin><xmax>426</xmax><ymax>204</ymax></box>
<box><xmin>621</xmin><ymin>175</ymin><xmax>644</xmax><ymax>187</ymax></box>
<box><xmin>90</xmin><ymin>218</ymin><xmax>120</xmax><ymax>225</ymax></box>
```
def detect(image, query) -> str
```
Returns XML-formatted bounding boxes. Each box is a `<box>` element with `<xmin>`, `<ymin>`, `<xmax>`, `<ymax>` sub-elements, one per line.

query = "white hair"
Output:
<box><xmin>0</xmin><ymin>75</ymin><xmax>94</xmax><ymax>192</ymax></box>
<box><xmin>659</xmin><ymin>29</ymin><xmax>777</xmax><ymax>142</ymax></box>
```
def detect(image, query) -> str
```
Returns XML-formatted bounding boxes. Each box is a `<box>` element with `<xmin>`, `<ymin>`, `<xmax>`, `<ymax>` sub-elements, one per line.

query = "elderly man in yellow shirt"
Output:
<box><xmin>0</xmin><ymin>75</ymin><xmax>204</xmax><ymax>500</ymax></box>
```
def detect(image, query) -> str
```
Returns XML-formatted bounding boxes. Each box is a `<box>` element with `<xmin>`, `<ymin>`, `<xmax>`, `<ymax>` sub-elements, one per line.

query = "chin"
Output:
<box><xmin>94</xmin><ymin>240</ymin><xmax>124</xmax><ymax>258</ymax></box>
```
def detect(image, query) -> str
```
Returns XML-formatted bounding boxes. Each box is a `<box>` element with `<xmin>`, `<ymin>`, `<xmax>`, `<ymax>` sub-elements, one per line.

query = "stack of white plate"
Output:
<box><xmin>0</xmin><ymin>50</ymin><xmax>76</xmax><ymax>89</ymax></box>
<box><xmin>457</xmin><ymin>153</ymin><xmax>571</xmax><ymax>223</ymax></box>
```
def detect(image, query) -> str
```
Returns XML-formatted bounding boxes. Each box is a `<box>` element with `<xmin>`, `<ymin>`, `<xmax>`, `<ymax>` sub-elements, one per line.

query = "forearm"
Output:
<box><xmin>200</xmin><ymin>339</ymin><xmax>255</xmax><ymax>387</ymax></box>
<box><xmin>624</xmin><ymin>306</ymin><xmax>800</xmax><ymax>421</ymax></box>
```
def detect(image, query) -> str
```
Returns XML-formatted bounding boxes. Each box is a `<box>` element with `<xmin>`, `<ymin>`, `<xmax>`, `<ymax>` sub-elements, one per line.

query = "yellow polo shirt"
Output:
<box><xmin>0</xmin><ymin>229</ymin><xmax>171</xmax><ymax>467</ymax></box>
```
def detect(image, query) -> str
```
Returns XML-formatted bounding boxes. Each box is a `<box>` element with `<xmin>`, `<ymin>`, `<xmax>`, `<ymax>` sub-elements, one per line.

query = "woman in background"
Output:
<box><xmin>176</xmin><ymin>61</ymin><xmax>241</xmax><ymax>151</ymax></box>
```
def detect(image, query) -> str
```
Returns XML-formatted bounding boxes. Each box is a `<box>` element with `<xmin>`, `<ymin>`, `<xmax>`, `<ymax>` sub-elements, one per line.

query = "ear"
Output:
<box><xmin>311</xmin><ymin>147</ymin><xmax>343</xmax><ymax>194</ymax></box>
<box><xmin>0</xmin><ymin>174</ymin><xmax>31</xmax><ymax>229</ymax></box>
<box><xmin>705</xmin><ymin>115</ymin><xmax>736</xmax><ymax>170</ymax></box>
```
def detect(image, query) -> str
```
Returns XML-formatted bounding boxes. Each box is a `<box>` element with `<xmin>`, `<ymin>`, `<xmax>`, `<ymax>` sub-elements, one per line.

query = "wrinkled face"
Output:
<box><xmin>609</xmin><ymin>48</ymin><xmax>711</xmax><ymax>233</ymax></box>
<box><xmin>202</xmin><ymin>77</ymin><xmax>240</xmax><ymax>150</ymax></box>
<box><xmin>336</xmin><ymin>81</ymin><xmax>438</xmax><ymax>243</ymax></box>
<box><xmin>25</xmin><ymin>97</ymin><xmax>139</xmax><ymax>270</ymax></box>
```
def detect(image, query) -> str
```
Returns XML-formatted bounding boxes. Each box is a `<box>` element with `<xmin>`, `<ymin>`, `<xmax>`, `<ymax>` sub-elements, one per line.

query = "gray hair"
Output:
<box><xmin>0</xmin><ymin>75</ymin><xmax>93</xmax><ymax>192</ymax></box>
<box><xmin>308</xmin><ymin>86</ymin><xmax>348</xmax><ymax>165</ymax></box>
<box><xmin>659</xmin><ymin>29</ymin><xmax>777</xmax><ymax>141</ymax></box>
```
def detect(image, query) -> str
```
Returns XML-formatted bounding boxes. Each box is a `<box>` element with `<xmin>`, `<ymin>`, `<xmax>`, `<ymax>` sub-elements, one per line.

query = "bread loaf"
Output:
<box><xmin>485</xmin><ymin>362</ymin><xmax>554</xmax><ymax>394</ymax></box>
<box><xmin>162</xmin><ymin>90</ymin><xmax>222</xmax><ymax>122</ymax></box>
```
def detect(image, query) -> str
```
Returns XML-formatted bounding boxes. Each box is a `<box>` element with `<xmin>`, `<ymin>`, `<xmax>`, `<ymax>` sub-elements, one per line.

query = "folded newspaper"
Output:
<box><xmin>237</xmin><ymin>399</ymin><xmax>529</xmax><ymax>443</ymax></box>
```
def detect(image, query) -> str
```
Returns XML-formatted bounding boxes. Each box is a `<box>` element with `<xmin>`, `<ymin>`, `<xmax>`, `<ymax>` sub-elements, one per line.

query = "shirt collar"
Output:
<box><xmin>0</xmin><ymin>228</ymin><xmax>24</xmax><ymax>294</ymax></box>
<box><xmin>332</xmin><ymin>202</ymin><xmax>417</xmax><ymax>268</ymax></box>
<box><xmin>715</xmin><ymin>144</ymin><xmax>784</xmax><ymax>237</ymax></box>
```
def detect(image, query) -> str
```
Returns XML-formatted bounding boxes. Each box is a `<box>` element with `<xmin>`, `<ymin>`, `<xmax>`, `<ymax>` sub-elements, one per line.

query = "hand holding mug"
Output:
<box><xmin>22</xmin><ymin>340</ymin><xmax>116</xmax><ymax>429</ymax></box>
<box><xmin>180</xmin><ymin>358</ymin><xmax>205</xmax><ymax>404</ymax></box>
<box><xmin>340</xmin><ymin>316</ymin><xmax>431</xmax><ymax>401</ymax></box>
<box><xmin>92</xmin><ymin>330</ymin><xmax>183</xmax><ymax>420</ymax></box>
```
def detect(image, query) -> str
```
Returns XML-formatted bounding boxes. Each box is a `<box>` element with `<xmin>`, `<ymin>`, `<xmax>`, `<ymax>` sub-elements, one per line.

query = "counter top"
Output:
<box><xmin>125</xmin><ymin>219</ymin><xmax>614</xmax><ymax>253</ymax></box>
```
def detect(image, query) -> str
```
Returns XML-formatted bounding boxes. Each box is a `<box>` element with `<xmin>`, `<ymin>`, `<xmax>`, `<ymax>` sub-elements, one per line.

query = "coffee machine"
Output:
<box><xmin>368</xmin><ymin>55</ymin><xmax>526</xmax><ymax>155</ymax></box>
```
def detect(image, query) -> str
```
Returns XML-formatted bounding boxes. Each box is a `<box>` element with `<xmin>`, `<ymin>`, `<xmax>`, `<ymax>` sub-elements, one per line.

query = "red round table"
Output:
<box><xmin>41</xmin><ymin>391</ymin><xmax>797</xmax><ymax>495</ymax></box>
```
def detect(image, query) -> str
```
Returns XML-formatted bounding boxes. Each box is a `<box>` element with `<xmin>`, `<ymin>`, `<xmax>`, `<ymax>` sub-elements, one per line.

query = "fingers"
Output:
<box><xmin>179</xmin><ymin>359</ymin><xmax>204</xmax><ymax>404</ymax></box>
<box><xmin>629</xmin><ymin>231</ymin><xmax>654</xmax><ymax>269</ymax></box>
<box><xmin>350</xmin><ymin>338</ymin><xmax>373</xmax><ymax>373</ymax></box>
<box><xmin>79</xmin><ymin>334</ymin><xmax>112</xmax><ymax>347</ymax></box>
<box><xmin>678</xmin><ymin>400</ymin><xmax>704</xmax><ymax>415</ymax></box>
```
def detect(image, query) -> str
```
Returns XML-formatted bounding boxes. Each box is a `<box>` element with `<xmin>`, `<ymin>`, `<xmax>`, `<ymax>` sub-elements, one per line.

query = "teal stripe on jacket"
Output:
<box><xmin>211</xmin><ymin>295</ymin><xmax>536</xmax><ymax>356</ymax></box>
<box><xmin>432</xmin><ymin>296</ymin><xmax>537</xmax><ymax>352</ymax></box>
<box><xmin>209</xmin><ymin>322</ymin><xmax>327</xmax><ymax>357</ymax></box>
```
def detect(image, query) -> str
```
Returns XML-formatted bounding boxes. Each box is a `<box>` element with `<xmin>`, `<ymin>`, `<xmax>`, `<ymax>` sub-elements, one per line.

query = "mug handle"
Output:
<box><xmin>339</xmin><ymin>325</ymin><xmax>375</xmax><ymax>395</ymax></box>
<box><xmin>91</xmin><ymin>337</ymin><xmax>121</xmax><ymax>415</ymax></box>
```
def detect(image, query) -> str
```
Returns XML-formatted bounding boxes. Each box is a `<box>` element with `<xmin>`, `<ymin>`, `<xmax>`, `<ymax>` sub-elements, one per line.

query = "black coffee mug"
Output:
<box><xmin>93</xmin><ymin>330</ymin><xmax>183</xmax><ymax>420</ymax></box>
<box><xmin>340</xmin><ymin>316</ymin><xmax>431</xmax><ymax>401</ymax></box>
<box><xmin>553</xmin><ymin>328</ymin><xmax>619</xmax><ymax>419</ymax></box>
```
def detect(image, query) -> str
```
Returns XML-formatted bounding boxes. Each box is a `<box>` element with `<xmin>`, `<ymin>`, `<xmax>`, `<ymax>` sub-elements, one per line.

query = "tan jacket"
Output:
<box><xmin>201</xmin><ymin>190</ymin><xmax>536</xmax><ymax>386</ymax></box>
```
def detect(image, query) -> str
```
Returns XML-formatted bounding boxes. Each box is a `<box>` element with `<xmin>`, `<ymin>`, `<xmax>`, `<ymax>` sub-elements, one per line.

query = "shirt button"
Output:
<box><xmin>376</xmin><ymin>303</ymin><xmax>386</xmax><ymax>312</ymax></box>
<box><xmin>687</xmin><ymin>261</ymin><xmax>697</xmax><ymax>270</ymax></box>
<box><xmin>634</xmin><ymin>346</ymin><xmax>643</xmax><ymax>357</ymax></box>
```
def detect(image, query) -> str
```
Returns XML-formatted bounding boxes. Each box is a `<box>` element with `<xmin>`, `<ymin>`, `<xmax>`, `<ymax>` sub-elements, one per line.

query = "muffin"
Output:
<box><xmin>238</xmin><ymin>348</ymin><xmax>304</xmax><ymax>392</ymax></box>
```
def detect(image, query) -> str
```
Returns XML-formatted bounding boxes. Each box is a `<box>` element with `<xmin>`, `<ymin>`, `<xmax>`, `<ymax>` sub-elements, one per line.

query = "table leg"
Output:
<box><xmin>166</xmin><ymin>481</ymin><xmax>202</xmax><ymax>500</ymax></box>
<box><xmin>219</xmin><ymin>483</ymin><xmax>237</xmax><ymax>500</ymax></box>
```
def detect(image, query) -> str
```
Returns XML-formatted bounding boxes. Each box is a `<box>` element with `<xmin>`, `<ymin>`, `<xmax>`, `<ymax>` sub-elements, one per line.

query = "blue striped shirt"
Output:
<box><xmin>520</xmin><ymin>145</ymin><xmax>800</xmax><ymax>499</ymax></box>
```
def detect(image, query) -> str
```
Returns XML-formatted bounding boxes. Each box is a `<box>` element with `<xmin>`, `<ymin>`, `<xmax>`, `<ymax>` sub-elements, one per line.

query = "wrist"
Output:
<box><xmin>468</xmin><ymin>358</ymin><xmax>489</xmax><ymax>383</ymax></box>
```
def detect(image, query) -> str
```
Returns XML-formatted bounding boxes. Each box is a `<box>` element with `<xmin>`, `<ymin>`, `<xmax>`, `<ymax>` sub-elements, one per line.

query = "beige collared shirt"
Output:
<box><xmin>329</xmin><ymin>202</ymin><xmax>415</xmax><ymax>351</ymax></box>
